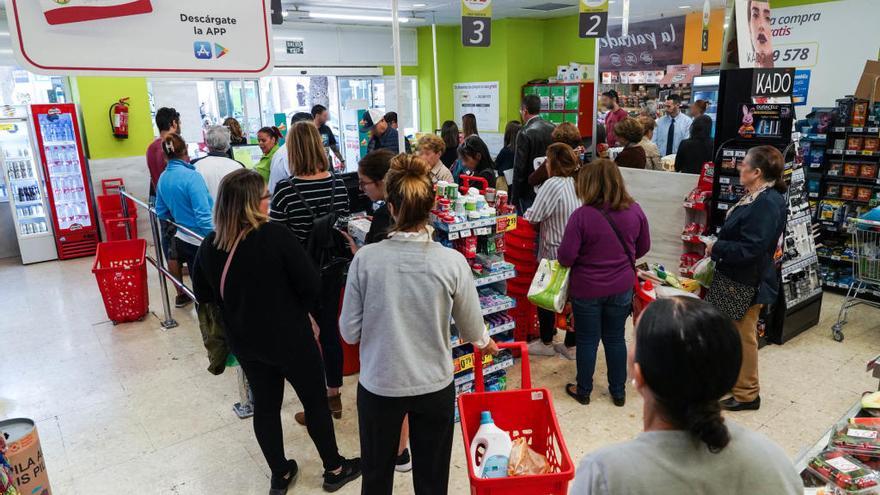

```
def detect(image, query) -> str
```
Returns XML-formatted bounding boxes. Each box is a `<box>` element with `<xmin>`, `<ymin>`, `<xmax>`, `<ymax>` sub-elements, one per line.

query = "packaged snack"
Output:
<box><xmin>842</xmin><ymin>186</ymin><xmax>857</xmax><ymax>200</ymax></box>
<box><xmin>865</xmin><ymin>138</ymin><xmax>880</xmax><ymax>152</ymax></box>
<box><xmin>836</xmin><ymin>139</ymin><xmax>848</xmax><ymax>150</ymax></box>
<box><xmin>853</xmin><ymin>101</ymin><xmax>870</xmax><ymax>127</ymax></box>
<box><xmin>807</xmin><ymin>450</ymin><xmax>880</xmax><ymax>493</ymax></box>
<box><xmin>837</xmin><ymin>98</ymin><xmax>856</xmax><ymax>127</ymax></box>
<box><xmin>848</xmin><ymin>137</ymin><xmax>865</xmax><ymax>151</ymax></box>
<box><xmin>861</xmin><ymin>164</ymin><xmax>878</xmax><ymax>179</ymax></box>
<box><xmin>829</xmin><ymin>162</ymin><xmax>844</xmax><ymax>176</ymax></box>
<box><xmin>827</xmin><ymin>184</ymin><xmax>841</xmax><ymax>198</ymax></box>
<box><xmin>845</xmin><ymin>163</ymin><xmax>861</xmax><ymax>177</ymax></box>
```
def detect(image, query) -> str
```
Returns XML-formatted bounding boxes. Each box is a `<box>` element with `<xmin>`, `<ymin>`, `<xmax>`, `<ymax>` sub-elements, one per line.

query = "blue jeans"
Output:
<box><xmin>572</xmin><ymin>289</ymin><xmax>632</xmax><ymax>398</ymax></box>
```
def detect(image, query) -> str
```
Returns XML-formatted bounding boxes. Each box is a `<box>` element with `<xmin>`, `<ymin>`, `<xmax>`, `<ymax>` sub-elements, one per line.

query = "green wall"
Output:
<box><xmin>72</xmin><ymin>77</ymin><xmax>154</xmax><ymax>160</ymax></box>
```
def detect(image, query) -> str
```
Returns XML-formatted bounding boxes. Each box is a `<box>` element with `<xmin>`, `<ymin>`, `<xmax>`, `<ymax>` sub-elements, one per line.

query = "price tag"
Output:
<box><xmin>853</xmin><ymin>127</ymin><xmax>865</xmax><ymax>133</ymax></box>
<box><xmin>718</xmin><ymin>203</ymin><xmax>729</xmax><ymax>210</ymax></box>
<box><xmin>846</xmin><ymin>150</ymin><xmax>857</xmax><ymax>156</ymax></box>
<box><xmin>863</xmin><ymin>151</ymin><xmax>875</xmax><ymax>156</ymax></box>
<box><xmin>448</xmin><ymin>231</ymin><xmax>460</xmax><ymax>240</ymax></box>
<box><xmin>849</xmin><ymin>429</ymin><xmax>879</xmax><ymax>439</ymax></box>
<box><xmin>578</xmin><ymin>0</ymin><xmax>608</xmax><ymax>39</ymax></box>
<box><xmin>475</xmin><ymin>227</ymin><xmax>491</xmax><ymax>236</ymax></box>
<box><xmin>869</xmin><ymin>127</ymin><xmax>880</xmax><ymax>133</ymax></box>
<box><xmin>460</xmin><ymin>229</ymin><xmax>472</xmax><ymax>238</ymax></box>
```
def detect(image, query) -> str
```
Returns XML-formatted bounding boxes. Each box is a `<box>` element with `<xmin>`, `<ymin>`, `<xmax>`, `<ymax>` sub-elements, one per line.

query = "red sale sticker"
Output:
<box><xmin>40</xmin><ymin>0</ymin><xmax>153</xmax><ymax>25</ymax></box>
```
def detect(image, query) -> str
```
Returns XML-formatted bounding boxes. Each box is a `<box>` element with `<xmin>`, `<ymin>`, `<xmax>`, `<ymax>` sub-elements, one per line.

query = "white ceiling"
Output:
<box><xmin>280</xmin><ymin>0</ymin><xmax>730</xmax><ymax>26</ymax></box>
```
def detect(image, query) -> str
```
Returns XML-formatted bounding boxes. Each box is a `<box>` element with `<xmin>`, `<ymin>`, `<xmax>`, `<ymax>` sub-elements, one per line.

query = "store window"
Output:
<box><xmin>0</xmin><ymin>68</ymin><xmax>68</xmax><ymax>106</ymax></box>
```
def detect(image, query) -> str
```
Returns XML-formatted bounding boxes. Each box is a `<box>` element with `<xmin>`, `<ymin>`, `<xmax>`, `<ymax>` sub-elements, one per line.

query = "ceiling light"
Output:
<box><xmin>413</xmin><ymin>3</ymin><xmax>427</xmax><ymax>6</ymax></box>
<box><xmin>309</xmin><ymin>12</ymin><xmax>411</xmax><ymax>23</ymax></box>
<box><xmin>678</xmin><ymin>5</ymin><xmax>691</xmax><ymax>8</ymax></box>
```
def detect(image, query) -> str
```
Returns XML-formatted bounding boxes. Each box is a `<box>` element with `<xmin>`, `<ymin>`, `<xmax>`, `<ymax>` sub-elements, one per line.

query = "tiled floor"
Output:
<box><xmin>0</xmin><ymin>255</ymin><xmax>878</xmax><ymax>494</ymax></box>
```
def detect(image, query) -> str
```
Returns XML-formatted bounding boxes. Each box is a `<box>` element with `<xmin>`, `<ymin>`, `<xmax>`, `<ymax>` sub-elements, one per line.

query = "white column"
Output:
<box><xmin>391</xmin><ymin>0</ymin><xmax>406</xmax><ymax>153</ymax></box>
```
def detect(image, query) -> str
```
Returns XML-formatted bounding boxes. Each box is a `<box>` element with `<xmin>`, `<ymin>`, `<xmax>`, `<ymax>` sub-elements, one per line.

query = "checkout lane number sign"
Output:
<box><xmin>462</xmin><ymin>0</ymin><xmax>491</xmax><ymax>47</ymax></box>
<box><xmin>579</xmin><ymin>0</ymin><xmax>609</xmax><ymax>39</ymax></box>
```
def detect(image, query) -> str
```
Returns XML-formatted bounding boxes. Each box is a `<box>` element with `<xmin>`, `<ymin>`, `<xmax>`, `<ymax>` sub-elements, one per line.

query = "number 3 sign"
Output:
<box><xmin>579</xmin><ymin>0</ymin><xmax>609</xmax><ymax>39</ymax></box>
<box><xmin>462</xmin><ymin>0</ymin><xmax>491</xmax><ymax>47</ymax></box>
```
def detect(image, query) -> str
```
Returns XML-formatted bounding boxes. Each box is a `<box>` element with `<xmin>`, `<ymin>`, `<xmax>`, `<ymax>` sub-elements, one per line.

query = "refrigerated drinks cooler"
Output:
<box><xmin>0</xmin><ymin>108</ymin><xmax>58</xmax><ymax>264</ymax></box>
<box><xmin>31</xmin><ymin>103</ymin><xmax>98</xmax><ymax>259</ymax></box>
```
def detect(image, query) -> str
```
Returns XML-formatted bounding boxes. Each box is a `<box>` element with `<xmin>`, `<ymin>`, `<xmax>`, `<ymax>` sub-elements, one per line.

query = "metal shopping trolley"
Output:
<box><xmin>832</xmin><ymin>218</ymin><xmax>880</xmax><ymax>342</ymax></box>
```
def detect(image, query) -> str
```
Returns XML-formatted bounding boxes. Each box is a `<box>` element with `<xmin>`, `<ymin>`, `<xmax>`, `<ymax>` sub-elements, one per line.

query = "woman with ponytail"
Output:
<box><xmin>254</xmin><ymin>126</ymin><xmax>283</xmax><ymax>185</ymax></box>
<box><xmin>340</xmin><ymin>154</ymin><xmax>499</xmax><ymax>495</ymax></box>
<box><xmin>572</xmin><ymin>297</ymin><xmax>801</xmax><ymax>494</ymax></box>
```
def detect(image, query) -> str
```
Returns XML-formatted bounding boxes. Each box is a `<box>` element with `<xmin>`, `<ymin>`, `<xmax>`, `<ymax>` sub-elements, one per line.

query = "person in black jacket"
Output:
<box><xmin>674</xmin><ymin>115</ymin><xmax>714</xmax><ymax>174</ymax></box>
<box><xmin>439</xmin><ymin>120</ymin><xmax>460</xmax><ymax>168</ymax></box>
<box><xmin>513</xmin><ymin>95</ymin><xmax>555</xmax><ymax>213</ymax></box>
<box><xmin>192</xmin><ymin>169</ymin><xmax>361</xmax><ymax>493</ymax></box>
<box><xmin>495</xmin><ymin>120</ymin><xmax>521</xmax><ymax>190</ymax></box>
<box><xmin>706</xmin><ymin>145</ymin><xmax>787</xmax><ymax>412</ymax></box>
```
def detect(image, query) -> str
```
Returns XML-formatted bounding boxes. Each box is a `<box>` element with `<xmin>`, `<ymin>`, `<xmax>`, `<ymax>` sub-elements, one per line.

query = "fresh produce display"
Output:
<box><xmin>833</xmin><ymin>425</ymin><xmax>880</xmax><ymax>459</ymax></box>
<box><xmin>863</xmin><ymin>392</ymin><xmax>880</xmax><ymax>411</ymax></box>
<box><xmin>808</xmin><ymin>450</ymin><xmax>880</xmax><ymax>493</ymax></box>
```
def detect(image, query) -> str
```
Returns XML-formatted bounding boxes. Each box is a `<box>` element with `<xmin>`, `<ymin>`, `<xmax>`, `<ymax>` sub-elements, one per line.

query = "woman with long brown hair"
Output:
<box><xmin>462</xmin><ymin>113</ymin><xmax>479</xmax><ymax>139</ymax></box>
<box><xmin>340</xmin><ymin>154</ymin><xmax>498</xmax><ymax>495</ymax></box>
<box><xmin>706</xmin><ymin>145</ymin><xmax>787</xmax><ymax>412</ymax></box>
<box><xmin>192</xmin><ymin>169</ymin><xmax>360</xmax><ymax>494</ymax></box>
<box><xmin>270</xmin><ymin>120</ymin><xmax>351</xmax><ymax>425</ymax></box>
<box><xmin>558</xmin><ymin>159</ymin><xmax>650</xmax><ymax>407</ymax></box>
<box><xmin>223</xmin><ymin>117</ymin><xmax>247</xmax><ymax>146</ymax></box>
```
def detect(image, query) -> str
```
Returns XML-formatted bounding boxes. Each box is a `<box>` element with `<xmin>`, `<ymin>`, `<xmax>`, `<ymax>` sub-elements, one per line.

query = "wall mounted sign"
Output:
<box><xmin>7</xmin><ymin>0</ymin><xmax>273</xmax><ymax>77</ymax></box>
<box><xmin>751</xmin><ymin>68</ymin><xmax>794</xmax><ymax>101</ymax></box>
<box><xmin>462</xmin><ymin>0</ymin><xmax>491</xmax><ymax>47</ymax></box>
<box><xmin>735</xmin><ymin>0</ymin><xmax>775</xmax><ymax>68</ymax></box>
<box><xmin>579</xmin><ymin>0</ymin><xmax>609</xmax><ymax>39</ymax></box>
<box><xmin>598</xmin><ymin>16</ymin><xmax>686</xmax><ymax>72</ymax></box>
<box><xmin>453</xmin><ymin>81</ymin><xmax>499</xmax><ymax>133</ymax></box>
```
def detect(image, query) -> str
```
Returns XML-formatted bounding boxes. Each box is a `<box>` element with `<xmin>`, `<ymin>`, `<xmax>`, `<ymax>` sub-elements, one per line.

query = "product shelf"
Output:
<box><xmin>826</xmin><ymin>149</ymin><xmax>880</xmax><ymax>157</ymax></box>
<box><xmin>818</xmin><ymin>254</ymin><xmax>855</xmax><ymax>263</ymax></box>
<box><xmin>480</xmin><ymin>297</ymin><xmax>516</xmax><ymax>316</ymax></box>
<box><xmin>831</xmin><ymin>126</ymin><xmax>880</xmax><ymax>134</ymax></box>
<box><xmin>681</xmin><ymin>234</ymin><xmax>705</xmax><ymax>244</ymax></box>
<box><xmin>454</xmin><ymin>354</ymin><xmax>515</xmax><ymax>386</ymax></box>
<box><xmin>452</xmin><ymin>321</ymin><xmax>516</xmax><ymax>348</ymax></box>
<box><xmin>782</xmin><ymin>254</ymin><xmax>819</xmax><ymax>277</ymax></box>
<box><xmin>473</xmin><ymin>268</ymin><xmax>517</xmax><ymax>287</ymax></box>
<box><xmin>682</xmin><ymin>201</ymin><xmax>708</xmax><ymax>211</ymax></box>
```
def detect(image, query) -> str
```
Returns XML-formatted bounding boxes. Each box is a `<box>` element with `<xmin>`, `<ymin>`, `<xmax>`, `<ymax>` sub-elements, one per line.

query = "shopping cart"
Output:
<box><xmin>92</xmin><ymin>239</ymin><xmax>149</xmax><ymax>324</ymax></box>
<box><xmin>459</xmin><ymin>342</ymin><xmax>574</xmax><ymax>495</ymax></box>
<box><xmin>832</xmin><ymin>218</ymin><xmax>880</xmax><ymax>342</ymax></box>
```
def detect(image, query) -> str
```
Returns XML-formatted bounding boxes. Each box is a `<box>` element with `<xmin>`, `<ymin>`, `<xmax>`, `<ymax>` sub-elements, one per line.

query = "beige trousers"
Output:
<box><xmin>732</xmin><ymin>304</ymin><xmax>763</xmax><ymax>402</ymax></box>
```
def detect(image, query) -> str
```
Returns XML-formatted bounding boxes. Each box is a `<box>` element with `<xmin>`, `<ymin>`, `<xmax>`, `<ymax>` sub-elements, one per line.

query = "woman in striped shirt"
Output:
<box><xmin>523</xmin><ymin>143</ymin><xmax>581</xmax><ymax>360</ymax></box>
<box><xmin>270</xmin><ymin>120</ymin><xmax>350</xmax><ymax>425</ymax></box>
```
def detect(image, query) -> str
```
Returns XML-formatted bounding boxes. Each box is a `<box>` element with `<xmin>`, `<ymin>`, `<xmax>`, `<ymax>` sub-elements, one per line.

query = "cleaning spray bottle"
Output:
<box><xmin>470</xmin><ymin>411</ymin><xmax>513</xmax><ymax>479</ymax></box>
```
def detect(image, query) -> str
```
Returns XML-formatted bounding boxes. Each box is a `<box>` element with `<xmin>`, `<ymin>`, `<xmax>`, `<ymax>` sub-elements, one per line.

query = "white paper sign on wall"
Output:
<box><xmin>453</xmin><ymin>81</ymin><xmax>500</xmax><ymax>133</ymax></box>
<box><xmin>6</xmin><ymin>0</ymin><xmax>273</xmax><ymax>77</ymax></box>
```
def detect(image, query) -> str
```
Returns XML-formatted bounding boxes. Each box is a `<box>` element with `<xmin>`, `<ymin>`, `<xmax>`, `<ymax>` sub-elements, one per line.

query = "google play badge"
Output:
<box><xmin>215</xmin><ymin>44</ymin><xmax>229</xmax><ymax>59</ymax></box>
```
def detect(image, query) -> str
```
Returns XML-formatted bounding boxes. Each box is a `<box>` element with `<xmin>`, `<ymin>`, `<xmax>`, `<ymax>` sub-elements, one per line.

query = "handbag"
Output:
<box><xmin>528</xmin><ymin>259</ymin><xmax>571</xmax><ymax>313</ymax></box>
<box><xmin>705</xmin><ymin>269</ymin><xmax>757</xmax><ymax>321</ymax></box>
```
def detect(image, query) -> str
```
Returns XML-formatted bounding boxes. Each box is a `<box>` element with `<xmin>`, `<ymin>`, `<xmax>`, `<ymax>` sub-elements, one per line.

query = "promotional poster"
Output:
<box><xmin>735</xmin><ymin>0</ymin><xmax>775</xmax><ymax>68</ymax></box>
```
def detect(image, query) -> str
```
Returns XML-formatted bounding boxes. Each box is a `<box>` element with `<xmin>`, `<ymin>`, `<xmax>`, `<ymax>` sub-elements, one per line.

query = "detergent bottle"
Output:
<box><xmin>470</xmin><ymin>411</ymin><xmax>513</xmax><ymax>479</ymax></box>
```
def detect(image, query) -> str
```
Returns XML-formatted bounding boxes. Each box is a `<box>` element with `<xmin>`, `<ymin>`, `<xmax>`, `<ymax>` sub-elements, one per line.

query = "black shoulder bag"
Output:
<box><xmin>596</xmin><ymin>207</ymin><xmax>637</xmax><ymax>314</ymax></box>
<box><xmin>287</xmin><ymin>177</ymin><xmax>351</xmax><ymax>278</ymax></box>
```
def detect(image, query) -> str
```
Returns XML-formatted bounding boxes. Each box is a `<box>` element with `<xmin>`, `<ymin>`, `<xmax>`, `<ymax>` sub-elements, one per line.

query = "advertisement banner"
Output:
<box><xmin>598</xmin><ymin>16</ymin><xmax>686</xmax><ymax>72</ymax></box>
<box><xmin>659</xmin><ymin>64</ymin><xmax>702</xmax><ymax>85</ymax></box>
<box><xmin>735</xmin><ymin>0</ymin><xmax>775</xmax><ymax>68</ymax></box>
<box><xmin>453</xmin><ymin>82</ymin><xmax>500</xmax><ymax>133</ymax></box>
<box><xmin>6</xmin><ymin>0</ymin><xmax>273</xmax><ymax>77</ymax></box>
<box><xmin>769</xmin><ymin>0</ymin><xmax>880</xmax><ymax>110</ymax></box>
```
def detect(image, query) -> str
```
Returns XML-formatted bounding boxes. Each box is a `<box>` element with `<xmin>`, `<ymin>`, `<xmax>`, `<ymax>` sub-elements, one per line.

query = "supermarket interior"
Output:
<box><xmin>2</xmin><ymin>0</ymin><xmax>880</xmax><ymax>494</ymax></box>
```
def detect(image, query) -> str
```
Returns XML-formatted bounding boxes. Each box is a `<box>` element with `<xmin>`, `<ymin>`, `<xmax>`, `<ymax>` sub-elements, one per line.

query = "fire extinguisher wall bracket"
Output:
<box><xmin>109</xmin><ymin>97</ymin><xmax>130</xmax><ymax>139</ymax></box>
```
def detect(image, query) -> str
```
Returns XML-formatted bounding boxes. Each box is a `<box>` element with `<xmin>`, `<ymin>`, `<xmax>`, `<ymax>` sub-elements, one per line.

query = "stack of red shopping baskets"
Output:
<box><xmin>92</xmin><ymin>238</ymin><xmax>149</xmax><ymax>324</ymax></box>
<box><xmin>504</xmin><ymin>218</ymin><xmax>539</xmax><ymax>342</ymax></box>
<box><xmin>96</xmin><ymin>178</ymin><xmax>138</xmax><ymax>241</ymax></box>
<box><xmin>459</xmin><ymin>342</ymin><xmax>574</xmax><ymax>494</ymax></box>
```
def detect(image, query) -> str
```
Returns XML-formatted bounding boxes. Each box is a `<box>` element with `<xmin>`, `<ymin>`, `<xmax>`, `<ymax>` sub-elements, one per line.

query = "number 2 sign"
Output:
<box><xmin>579</xmin><ymin>0</ymin><xmax>609</xmax><ymax>39</ymax></box>
<box><xmin>462</xmin><ymin>0</ymin><xmax>491</xmax><ymax>47</ymax></box>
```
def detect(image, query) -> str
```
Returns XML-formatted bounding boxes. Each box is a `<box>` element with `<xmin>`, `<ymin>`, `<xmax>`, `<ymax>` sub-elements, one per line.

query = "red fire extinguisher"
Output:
<box><xmin>109</xmin><ymin>98</ymin><xmax>130</xmax><ymax>139</ymax></box>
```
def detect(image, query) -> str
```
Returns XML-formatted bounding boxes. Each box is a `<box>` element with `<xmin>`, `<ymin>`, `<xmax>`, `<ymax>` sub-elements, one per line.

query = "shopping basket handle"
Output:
<box><xmin>473</xmin><ymin>341</ymin><xmax>531</xmax><ymax>393</ymax></box>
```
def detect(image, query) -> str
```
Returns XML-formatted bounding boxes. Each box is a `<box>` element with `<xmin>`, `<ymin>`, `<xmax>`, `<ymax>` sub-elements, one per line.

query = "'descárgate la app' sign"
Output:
<box><xmin>7</xmin><ymin>0</ymin><xmax>273</xmax><ymax>77</ymax></box>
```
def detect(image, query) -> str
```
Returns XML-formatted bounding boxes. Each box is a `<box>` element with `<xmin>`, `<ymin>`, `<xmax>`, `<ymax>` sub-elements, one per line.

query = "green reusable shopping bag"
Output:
<box><xmin>528</xmin><ymin>259</ymin><xmax>571</xmax><ymax>313</ymax></box>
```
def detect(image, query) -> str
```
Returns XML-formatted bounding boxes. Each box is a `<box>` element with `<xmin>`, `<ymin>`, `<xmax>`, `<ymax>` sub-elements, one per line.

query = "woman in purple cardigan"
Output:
<box><xmin>557</xmin><ymin>158</ymin><xmax>651</xmax><ymax>407</ymax></box>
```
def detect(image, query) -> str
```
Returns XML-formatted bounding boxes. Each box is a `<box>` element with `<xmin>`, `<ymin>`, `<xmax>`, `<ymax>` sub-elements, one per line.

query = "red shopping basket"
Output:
<box><xmin>101</xmin><ymin>178</ymin><xmax>126</xmax><ymax>196</ymax></box>
<box><xmin>459</xmin><ymin>342</ymin><xmax>574</xmax><ymax>495</ymax></box>
<box><xmin>97</xmin><ymin>194</ymin><xmax>137</xmax><ymax>220</ymax></box>
<box><xmin>92</xmin><ymin>239</ymin><xmax>149</xmax><ymax>324</ymax></box>
<box><xmin>103</xmin><ymin>217</ymin><xmax>138</xmax><ymax>241</ymax></box>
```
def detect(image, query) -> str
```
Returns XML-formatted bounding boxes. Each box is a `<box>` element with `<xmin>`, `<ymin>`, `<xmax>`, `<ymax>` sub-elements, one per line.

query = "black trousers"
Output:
<box><xmin>358</xmin><ymin>383</ymin><xmax>455</xmax><ymax>495</ymax></box>
<box><xmin>239</xmin><ymin>341</ymin><xmax>343</xmax><ymax>476</ymax></box>
<box><xmin>316</xmin><ymin>273</ymin><xmax>345</xmax><ymax>388</ymax></box>
<box><xmin>174</xmin><ymin>237</ymin><xmax>198</xmax><ymax>272</ymax></box>
<box><xmin>538</xmin><ymin>307</ymin><xmax>576</xmax><ymax>346</ymax></box>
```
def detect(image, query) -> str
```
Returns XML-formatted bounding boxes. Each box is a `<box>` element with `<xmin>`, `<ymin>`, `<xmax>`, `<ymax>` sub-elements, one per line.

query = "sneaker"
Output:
<box><xmin>175</xmin><ymin>294</ymin><xmax>193</xmax><ymax>308</ymax></box>
<box><xmin>554</xmin><ymin>343</ymin><xmax>576</xmax><ymax>360</ymax></box>
<box><xmin>323</xmin><ymin>457</ymin><xmax>361</xmax><ymax>493</ymax></box>
<box><xmin>527</xmin><ymin>340</ymin><xmax>557</xmax><ymax>357</ymax></box>
<box><xmin>395</xmin><ymin>448</ymin><xmax>412</xmax><ymax>473</ymax></box>
<box><xmin>269</xmin><ymin>460</ymin><xmax>299</xmax><ymax>495</ymax></box>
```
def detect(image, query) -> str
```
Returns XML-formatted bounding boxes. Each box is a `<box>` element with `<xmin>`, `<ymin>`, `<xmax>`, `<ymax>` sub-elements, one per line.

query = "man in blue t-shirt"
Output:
<box><xmin>362</xmin><ymin>109</ymin><xmax>411</xmax><ymax>154</ymax></box>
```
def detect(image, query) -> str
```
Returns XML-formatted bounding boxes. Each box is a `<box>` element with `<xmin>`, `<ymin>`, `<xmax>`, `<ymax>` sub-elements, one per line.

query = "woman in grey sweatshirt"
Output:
<box><xmin>340</xmin><ymin>154</ymin><xmax>498</xmax><ymax>495</ymax></box>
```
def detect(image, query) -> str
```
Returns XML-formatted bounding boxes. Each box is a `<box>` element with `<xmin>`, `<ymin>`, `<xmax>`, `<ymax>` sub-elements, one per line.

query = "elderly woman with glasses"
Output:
<box><xmin>192</xmin><ymin>125</ymin><xmax>244</xmax><ymax>200</ymax></box>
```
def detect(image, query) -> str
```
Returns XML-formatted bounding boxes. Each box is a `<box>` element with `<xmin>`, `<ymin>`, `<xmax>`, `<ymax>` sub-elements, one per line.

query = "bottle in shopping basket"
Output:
<box><xmin>470</xmin><ymin>411</ymin><xmax>513</xmax><ymax>479</ymax></box>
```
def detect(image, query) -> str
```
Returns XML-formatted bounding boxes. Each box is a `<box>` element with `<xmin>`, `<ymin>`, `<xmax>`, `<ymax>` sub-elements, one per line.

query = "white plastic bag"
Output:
<box><xmin>527</xmin><ymin>259</ymin><xmax>570</xmax><ymax>313</ymax></box>
<box><xmin>693</xmin><ymin>257</ymin><xmax>716</xmax><ymax>288</ymax></box>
